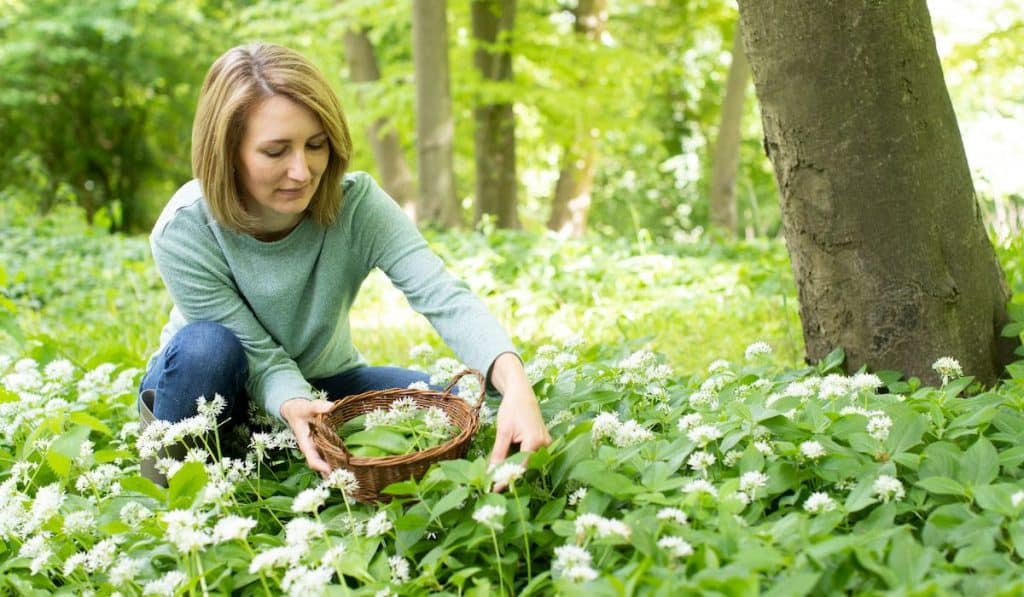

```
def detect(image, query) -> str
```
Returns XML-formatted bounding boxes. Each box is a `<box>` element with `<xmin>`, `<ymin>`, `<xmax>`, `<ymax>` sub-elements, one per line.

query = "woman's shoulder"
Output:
<box><xmin>152</xmin><ymin>179</ymin><xmax>212</xmax><ymax>240</ymax></box>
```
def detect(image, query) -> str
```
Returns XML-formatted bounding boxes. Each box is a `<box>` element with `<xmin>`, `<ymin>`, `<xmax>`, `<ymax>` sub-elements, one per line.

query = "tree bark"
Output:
<box><xmin>547</xmin><ymin>0</ymin><xmax>606</xmax><ymax>237</ymax></box>
<box><xmin>471</xmin><ymin>0</ymin><xmax>519</xmax><ymax>229</ymax></box>
<box><xmin>708</xmin><ymin>21</ymin><xmax>749</xmax><ymax>236</ymax></box>
<box><xmin>411</xmin><ymin>0</ymin><xmax>461</xmax><ymax>227</ymax></box>
<box><xmin>736</xmin><ymin>0</ymin><xmax>1018</xmax><ymax>385</ymax></box>
<box><xmin>343</xmin><ymin>28</ymin><xmax>417</xmax><ymax>216</ymax></box>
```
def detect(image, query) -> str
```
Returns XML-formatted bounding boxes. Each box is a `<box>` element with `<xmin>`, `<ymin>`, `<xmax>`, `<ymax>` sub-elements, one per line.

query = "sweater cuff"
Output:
<box><xmin>260</xmin><ymin>371</ymin><xmax>314</xmax><ymax>424</ymax></box>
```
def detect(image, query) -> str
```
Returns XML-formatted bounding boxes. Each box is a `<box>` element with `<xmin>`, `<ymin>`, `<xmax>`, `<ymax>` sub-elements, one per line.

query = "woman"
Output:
<box><xmin>139</xmin><ymin>42</ymin><xmax>549</xmax><ymax>482</ymax></box>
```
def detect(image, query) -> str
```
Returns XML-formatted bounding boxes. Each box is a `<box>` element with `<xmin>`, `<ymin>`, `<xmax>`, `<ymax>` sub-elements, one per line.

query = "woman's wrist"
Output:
<box><xmin>488</xmin><ymin>352</ymin><xmax>532</xmax><ymax>398</ymax></box>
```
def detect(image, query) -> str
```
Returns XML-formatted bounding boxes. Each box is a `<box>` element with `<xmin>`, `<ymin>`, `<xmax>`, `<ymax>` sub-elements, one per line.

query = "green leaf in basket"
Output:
<box><xmin>339</xmin><ymin>414</ymin><xmax>367</xmax><ymax>437</ymax></box>
<box><xmin>344</xmin><ymin>428</ymin><xmax>415</xmax><ymax>455</ymax></box>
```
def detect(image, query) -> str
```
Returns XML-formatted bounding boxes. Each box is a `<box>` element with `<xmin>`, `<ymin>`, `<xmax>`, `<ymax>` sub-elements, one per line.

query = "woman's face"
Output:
<box><xmin>237</xmin><ymin>94</ymin><xmax>329</xmax><ymax>237</ymax></box>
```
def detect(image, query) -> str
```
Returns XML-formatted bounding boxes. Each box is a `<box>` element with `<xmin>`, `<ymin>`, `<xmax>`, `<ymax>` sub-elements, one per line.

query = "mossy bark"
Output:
<box><xmin>736</xmin><ymin>0</ymin><xmax>1018</xmax><ymax>384</ymax></box>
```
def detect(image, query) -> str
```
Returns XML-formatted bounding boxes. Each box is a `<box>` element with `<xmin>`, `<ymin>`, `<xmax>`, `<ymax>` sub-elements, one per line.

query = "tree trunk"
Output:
<box><xmin>343</xmin><ymin>28</ymin><xmax>417</xmax><ymax>217</ymax></box>
<box><xmin>471</xmin><ymin>0</ymin><xmax>519</xmax><ymax>229</ymax></box>
<box><xmin>708</xmin><ymin>21</ymin><xmax>749</xmax><ymax>236</ymax></box>
<box><xmin>411</xmin><ymin>0</ymin><xmax>461</xmax><ymax>227</ymax></box>
<box><xmin>736</xmin><ymin>0</ymin><xmax>1018</xmax><ymax>385</ymax></box>
<box><xmin>547</xmin><ymin>0</ymin><xmax>606</xmax><ymax>237</ymax></box>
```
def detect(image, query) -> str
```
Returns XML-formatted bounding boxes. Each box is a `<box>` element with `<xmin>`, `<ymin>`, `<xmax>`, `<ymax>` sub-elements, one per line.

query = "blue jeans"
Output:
<box><xmin>139</xmin><ymin>321</ymin><xmax>433</xmax><ymax>424</ymax></box>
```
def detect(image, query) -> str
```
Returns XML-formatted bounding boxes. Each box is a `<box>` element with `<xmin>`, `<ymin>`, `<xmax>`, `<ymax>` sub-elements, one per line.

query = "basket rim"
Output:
<box><xmin>309</xmin><ymin>369</ymin><xmax>485</xmax><ymax>468</ymax></box>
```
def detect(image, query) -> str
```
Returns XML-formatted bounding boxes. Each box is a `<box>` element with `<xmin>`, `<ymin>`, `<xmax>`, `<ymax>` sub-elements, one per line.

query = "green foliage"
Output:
<box><xmin>3</xmin><ymin>215</ymin><xmax>1024</xmax><ymax>594</ymax></box>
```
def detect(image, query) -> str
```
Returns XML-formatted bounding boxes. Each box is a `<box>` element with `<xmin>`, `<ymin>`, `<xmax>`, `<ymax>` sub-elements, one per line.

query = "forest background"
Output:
<box><xmin>4</xmin><ymin>1</ymin><xmax>1024</xmax><ymax>595</ymax></box>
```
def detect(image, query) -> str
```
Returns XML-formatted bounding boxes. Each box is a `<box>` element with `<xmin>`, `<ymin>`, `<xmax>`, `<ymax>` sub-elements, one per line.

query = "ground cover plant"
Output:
<box><xmin>3</xmin><ymin>214</ymin><xmax>1024</xmax><ymax>595</ymax></box>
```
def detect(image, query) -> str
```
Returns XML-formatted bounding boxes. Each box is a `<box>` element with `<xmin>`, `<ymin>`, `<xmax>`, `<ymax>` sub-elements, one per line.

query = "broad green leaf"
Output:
<box><xmin>168</xmin><ymin>461</ymin><xmax>209</xmax><ymax>508</ymax></box>
<box><xmin>344</xmin><ymin>428</ymin><xmax>414</xmax><ymax>455</ymax></box>
<box><xmin>973</xmin><ymin>484</ymin><xmax>1017</xmax><ymax>516</ymax></box>
<box><xmin>888</xmin><ymin>528</ymin><xmax>932</xmax><ymax>587</ymax></box>
<box><xmin>915</xmin><ymin>476</ymin><xmax>967</xmax><ymax>497</ymax></box>
<box><xmin>960</xmin><ymin>437</ymin><xmax>999</xmax><ymax>487</ymax></box>
<box><xmin>45</xmin><ymin>424</ymin><xmax>91</xmax><ymax>478</ymax></box>
<box><xmin>429</xmin><ymin>486</ymin><xmax>469</xmax><ymax>521</ymax></box>
<box><xmin>120</xmin><ymin>474</ymin><xmax>165</xmax><ymax>501</ymax></box>
<box><xmin>569</xmin><ymin>459</ymin><xmax>639</xmax><ymax>498</ymax></box>
<box><xmin>69</xmin><ymin>411</ymin><xmax>112</xmax><ymax>436</ymax></box>
<box><xmin>885</xmin><ymin>406</ymin><xmax>926</xmax><ymax>455</ymax></box>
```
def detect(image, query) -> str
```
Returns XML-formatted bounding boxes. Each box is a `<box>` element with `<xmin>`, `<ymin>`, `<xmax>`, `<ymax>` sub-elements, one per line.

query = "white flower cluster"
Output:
<box><xmin>872</xmin><ymin>475</ymin><xmax>905</xmax><ymax>502</ymax></box>
<box><xmin>657</xmin><ymin>536</ymin><xmax>694</xmax><ymax>558</ymax></box>
<box><xmin>744</xmin><ymin>341</ymin><xmax>772</xmax><ymax>360</ymax></box>
<box><xmin>491</xmin><ymin>462</ymin><xmax>526</xmax><ymax>489</ymax></box>
<box><xmin>472</xmin><ymin>504</ymin><xmax>507</xmax><ymax>530</ymax></box>
<box><xmin>686</xmin><ymin>423</ymin><xmax>723</xmax><ymax>446</ymax></box>
<box><xmin>364</xmin><ymin>397</ymin><xmax>454</xmax><ymax>437</ymax></box>
<box><xmin>526</xmin><ymin>344</ymin><xmax>580</xmax><ymax>383</ymax></box>
<box><xmin>249</xmin><ymin>429</ymin><xmax>298</xmax><ymax>462</ymax></box>
<box><xmin>574</xmin><ymin>513</ymin><xmax>631</xmax><ymax>541</ymax></box>
<box><xmin>867</xmin><ymin>415</ymin><xmax>893</xmax><ymax>442</ymax></box>
<box><xmin>136</xmin><ymin>395</ymin><xmax>227</xmax><ymax>460</ymax></box>
<box><xmin>590</xmin><ymin>412</ymin><xmax>654</xmax><ymax>448</ymax></box>
<box><xmin>803</xmin><ymin>491</ymin><xmax>837</xmax><ymax>514</ymax></box>
<box><xmin>739</xmin><ymin>471</ymin><xmax>769</xmax><ymax>494</ymax></box>
<box><xmin>799</xmin><ymin>441</ymin><xmax>826</xmax><ymax>460</ymax></box>
<box><xmin>281</xmin><ymin>564</ymin><xmax>334</xmax><ymax>597</ymax></box>
<box><xmin>932</xmin><ymin>357</ymin><xmax>963</xmax><ymax>384</ymax></box>
<box><xmin>553</xmin><ymin>544</ymin><xmax>598</xmax><ymax>582</ymax></box>
<box><xmin>656</xmin><ymin>508</ymin><xmax>688</xmax><ymax>525</ymax></box>
<box><xmin>616</xmin><ymin>349</ymin><xmax>673</xmax><ymax>400</ymax></box>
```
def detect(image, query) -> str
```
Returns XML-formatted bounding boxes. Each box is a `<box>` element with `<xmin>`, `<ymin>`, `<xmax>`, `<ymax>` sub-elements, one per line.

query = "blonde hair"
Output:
<box><xmin>191</xmin><ymin>43</ymin><xmax>353</xmax><ymax>233</ymax></box>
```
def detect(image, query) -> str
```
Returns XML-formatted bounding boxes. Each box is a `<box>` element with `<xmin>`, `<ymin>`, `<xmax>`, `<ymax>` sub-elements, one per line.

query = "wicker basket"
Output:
<box><xmin>309</xmin><ymin>369</ymin><xmax>485</xmax><ymax>502</ymax></box>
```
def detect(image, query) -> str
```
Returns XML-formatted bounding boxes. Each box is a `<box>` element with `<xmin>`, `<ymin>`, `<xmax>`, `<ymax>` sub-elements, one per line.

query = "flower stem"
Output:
<box><xmin>511</xmin><ymin>487</ymin><xmax>532</xmax><ymax>582</ymax></box>
<box><xmin>491</xmin><ymin>528</ymin><xmax>507</xmax><ymax>596</ymax></box>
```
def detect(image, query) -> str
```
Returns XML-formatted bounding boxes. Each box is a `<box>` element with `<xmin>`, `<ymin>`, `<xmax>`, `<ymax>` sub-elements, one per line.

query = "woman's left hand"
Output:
<box><xmin>487</xmin><ymin>353</ymin><xmax>552</xmax><ymax>488</ymax></box>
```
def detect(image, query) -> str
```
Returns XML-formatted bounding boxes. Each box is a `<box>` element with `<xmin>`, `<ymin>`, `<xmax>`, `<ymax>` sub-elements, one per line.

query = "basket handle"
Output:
<box><xmin>309</xmin><ymin>406</ymin><xmax>353</xmax><ymax>467</ymax></box>
<box><xmin>442</xmin><ymin>369</ymin><xmax>487</xmax><ymax>411</ymax></box>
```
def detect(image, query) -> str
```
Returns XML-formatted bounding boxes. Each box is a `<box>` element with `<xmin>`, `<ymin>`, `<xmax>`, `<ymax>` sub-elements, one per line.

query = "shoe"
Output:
<box><xmin>137</xmin><ymin>389</ymin><xmax>188</xmax><ymax>488</ymax></box>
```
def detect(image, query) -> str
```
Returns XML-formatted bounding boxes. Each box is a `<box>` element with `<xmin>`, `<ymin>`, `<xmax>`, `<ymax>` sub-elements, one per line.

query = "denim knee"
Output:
<box><xmin>167</xmin><ymin>321</ymin><xmax>246</xmax><ymax>375</ymax></box>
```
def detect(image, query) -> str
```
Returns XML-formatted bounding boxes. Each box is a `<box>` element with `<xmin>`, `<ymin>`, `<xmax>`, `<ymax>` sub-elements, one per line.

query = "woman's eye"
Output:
<box><xmin>263</xmin><ymin>149</ymin><xmax>285</xmax><ymax>158</ymax></box>
<box><xmin>307</xmin><ymin>142</ymin><xmax>326</xmax><ymax>150</ymax></box>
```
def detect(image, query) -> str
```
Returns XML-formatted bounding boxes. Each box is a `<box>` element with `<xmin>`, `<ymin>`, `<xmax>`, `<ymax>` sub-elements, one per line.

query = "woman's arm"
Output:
<box><xmin>487</xmin><ymin>352</ymin><xmax>552</xmax><ymax>486</ymax></box>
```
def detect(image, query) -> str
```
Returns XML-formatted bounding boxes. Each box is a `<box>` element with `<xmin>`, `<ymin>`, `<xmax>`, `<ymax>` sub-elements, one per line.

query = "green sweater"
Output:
<box><xmin>150</xmin><ymin>172</ymin><xmax>516</xmax><ymax>422</ymax></box>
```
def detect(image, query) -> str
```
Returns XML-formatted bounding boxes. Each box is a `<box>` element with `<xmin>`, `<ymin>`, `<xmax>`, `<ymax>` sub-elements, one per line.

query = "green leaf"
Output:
<box><xmin>973</xmin><ymin>484</ymin><xmax>1017</xmax><ymax>516</ymax></box>
<box><xmin>45</xmin><ymin>425</ymin><xmax>91</xmax><ymax>479</ymax></box>
<box><xmin>69</xmin><ymin>411</ymin><xmax>112</xmax><ymax>436</ymax></box>
<box><xmin>885</xmin><ymin>407</ymin><xmax>926</xmax><ymax>455</ymax></box>
<box><xmin>915</xmin><ymin>476</ymin><xmax>967</xmax><ymax>497</ymax></box>
<box><xmin>888</xmin><ymin>529</ymin><xmax>932</xmax><ymax>587</ymax></box>
<box><xmin>344</xmin><ymin>428</ymin><xmax>414</xmax><ymax>455</ymax></box>
<box><xmin>569</xmin><ymin>459</ymin><xmax>639</xmax><ymax>498</ymax></box>
<box><xmin>168</xmin><ymin>461</ymin><xmax>208</xmax><ymax>508</ymax></box>
<box><xmin>960</xmin><ymin>437</ymin><xmax>999</xmax><ymax>487</ymax></box>
<box><xmin>120</xmin><ymin>474</ymin><xmax>166</xmax><ymax>501</ymax></box>
<box><xmin>429</xmin><ymin>486</ymin><xmax>470</xmax><ymax>521</ymax></box>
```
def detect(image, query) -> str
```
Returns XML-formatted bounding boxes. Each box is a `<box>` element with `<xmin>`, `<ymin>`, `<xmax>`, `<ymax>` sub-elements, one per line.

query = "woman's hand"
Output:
<box><xmin>487</xmin><ymin>353</ymin><xmax>552</xmax><ymax>488</ymax></box>
<box><xmin>280</xmin><ymin>397</ymin><xmax>335</xmax><ymax>476</ymax></box>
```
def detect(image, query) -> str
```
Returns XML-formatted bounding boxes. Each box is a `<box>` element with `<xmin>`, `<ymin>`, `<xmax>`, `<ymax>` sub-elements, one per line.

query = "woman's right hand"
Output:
<box><xmin>280</xmin><ymin>397</ymin><xmax>335</xmax><ymax>476</ymax></box>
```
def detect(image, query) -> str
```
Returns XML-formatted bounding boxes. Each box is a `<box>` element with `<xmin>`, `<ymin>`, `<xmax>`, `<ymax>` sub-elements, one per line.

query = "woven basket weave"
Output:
<box><xmin>309</xmin><ymin>369</ymin><xmax>485</xmax><ymax>502</ymax></box>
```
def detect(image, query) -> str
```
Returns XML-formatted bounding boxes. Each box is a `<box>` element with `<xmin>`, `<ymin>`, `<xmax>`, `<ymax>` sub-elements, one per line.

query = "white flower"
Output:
<box><xmin>688</xmin><ymin>389</ymin><xmax>717</xmax><ymax>408</ymax></box>
<box><xmin>472</xmin><ymin>504</ymin><xmax>507</xmax><ymax>530</ymax></box>
<box><xmin>365</xmin><ymin>511</ymin><xmax>392</xmax><ymax>537</ymax></box>
<box><xmin>249</xmin><ymin>546</ymin><xmax>302</xmax><ymax>573</ymax></box>
<box><xmin>321</xmin><ymin>544</ymin><xmax>347</xmax><ymax>567</ymax></box>
<box><xmin>708</xmin><ymin>360</ymin><xmax>731</xmax><ymax>373</ymax></box>
<box><xmin>687</xmin><ymin>424</ymin><xmax>722</xmax><ymax>446</ymax></box>
<box><xmin>803</xmin><ymin>491</ymin><xmax>836</xmax><ymax>514</ymax></box>
<box><xmin>932</xmin><ymin>357</ymin><xmax>962</xmax><ymax>383</ymax></box>
<box><xmin>682</xmin><ymin>479</ymin><xmax>718</xmax><ymax>496</ymax></box>
<box><xmin>19</xmin><ymin>532</ymin><xmax>52</xmax><ymax>574</ymax></box>
<box><xmin>1012</xmin><ymin>491</ymin><xmax>1024</xmax><ymax>508</ymax></box>
<box><xmin>285</xmin><ymin>518</ymin><xmax>325</xmax><ymax>549</ymax></box>
<box><xmin>63</xmin><ymin>510</ymin><xmax>96</xmax><ymax>535</ymax></box>
<box><xmin>687</xmin><ymin>450</ymin><xmax>716</xmax><ymax>473</ymax></box>
<box><xmin>850</xmin><ymin>372</ymin><xmax>883</xmax><ymax>393</ymax></box>
<box><xmin>162</xmin><ymin>509</ymin><xmax>211</xmax><ymax>553</ymax></box>
<box><xmin>657</xmin><ymin>536</ymin><xmax>694</xmax><ymax>558</ymax></box>
<box><xmin>744</xmin><ymin>341</ymin><xmax>772</xmax><ymax>360</ymax></box>
<box><xmin>677</xmin><ymin>413</ymin><xmax>702</xmax><ymax>432</ymax></box>
<box><xmin>819</xmin><ymin>374</ymin><xmax>851</xmax><ymax>400</ymax></box>
<box><xmin>613</xmin><ymin>419</ymin><xmax>653</xmax><ymax>448</ymax></box>
<box><xmin>567</xmin><ymin>487</ymin><xmax>588</xmax><ymax>506</ymax></box>
<box><xmin>867</xmin><ymin>415</ymin><xmax>893</xmax><ymax>441</ymax></box>
<box><xmin>43</xmin><ymin>359</ymin><xmax>75</xmax><ymax>383</ymax></box>
<box><xmin>84</xmin><ymin>538</ymin><xmax>117</xmax><ymax>572</ymax></box>
<box><xmin>64</xmin><ymin>552</ymin><xmax>88</xmax><ymax>576</ymax></box>
<box><xmin>109</xmin><ymin>557</ymin><xmax>144</xmax><ymax>585</ymax></box>
<box><xmin>409</xmin><ymin>343</ymin><xmax>434</xmax><ymax>361</ymax></box>
<box><xmin>25</xmin><ymin>483</ymin><xmax>64</xmax><ymax>533</ymax></box>
<box><xmin>575</xmin><ymin>513</ymin><xmax>631</xmax><ymax>540</ymax></box>
<box><xmin>491</xmin><ymin>463</ymin><xmax>526</xmax><ymax>488</ymax></box>
<box><xmin>591</xmin><ymin>412</ymin><xmax>620</xmax><ymax>444</ymax></box>
<box><xmin>656</xmin><ymin>508</ymin><xmax>688</xmax><ymax>525</ymax></box>
<box><xmin>212</xmin><ymin>516</ymin><xmax>257</xmax><ymax>543</ymax></box>
<box><xmin>872</xmin><ymin>475</ymin><xmax>905</xmax><ymax>502</ymax></box>
<box><xmin>739</xmin><ymin>471</ymin><xmax>769</xmax><ymax>493</ymax></box>
<box><xmin>753</xmin><ymin>440</ymin><xmax>774</xmax><ymax>456</ymax></box>
<box><xmin>553</xmin><ymin>544</ymin><xmax>597</xmax><ymax>582</ymax></box>
<box><xmin>722</xmin><ymin>450</ymin><xmax>743</xmax><ymax>467</ymax></box>
<box><xmin>325</xmin><ymin>468</ymin><xmax>360</xmax><ymax>498</ymax></box>
<box><xmin>388</xmin><ymin>555</ymin><xmax>411</xmax><ymax>582</ymax></box>
<box><xmin>281</xmin><ymin>565</ymin><xmax>334</xmax><ymax>597</ymax></box>
<box><xmin>800</xmin><ymin>441</ymin><xmax>826</xmax><ymax>460</ymax></box>
<box><xmin>292</xmin><ymin>486</ymin><xmax>330</xmax><ymax>513</ymax></box>
<box><xmin>142</xmin><ymin>570</ymin><xmax>187</xmax><ymax>596</ymax></box>
<box><xmin>732</xmin><ymin>491</ymin><xmax>751</xmax><ymax>505</ymax></box>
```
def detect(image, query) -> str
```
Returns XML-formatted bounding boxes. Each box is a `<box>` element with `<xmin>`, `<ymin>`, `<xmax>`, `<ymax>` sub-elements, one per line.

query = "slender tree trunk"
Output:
<box><xmin>708</xmin><ymin>21</ymin><xmax>749</xmax><ymax>236</ymax></box>
<box><xmin>547</xmin><ymin>0</ymin><xmax>606</xmax><ymax>237</ymax></box>
<box><xmin>412</xmin><ymin>0</ymin><xmax>461</xmax><ymax>227</ymax></box>
<box><xmin>737</xmin><ymin>0</ymin><xmax>1018</xmax><ymax>385</ymax></box>
<box><xmin>471</xmin><ymin>0</ymin><xmax>519</xmax><ymax>229</ymax></box>
<box><xmin>343</xmin><ymin>28</ymin><xmax>417</xmax><ymax>217</ymax></box>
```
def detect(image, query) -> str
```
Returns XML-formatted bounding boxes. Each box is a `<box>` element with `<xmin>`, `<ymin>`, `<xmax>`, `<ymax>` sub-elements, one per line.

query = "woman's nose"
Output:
<box><xmin>287</xmin><ymin>151</ymin><xmax>311</xmax><ymax>182</ymax></box>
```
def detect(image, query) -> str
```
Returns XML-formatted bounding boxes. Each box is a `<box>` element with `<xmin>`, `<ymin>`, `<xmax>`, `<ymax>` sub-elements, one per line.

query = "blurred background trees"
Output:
<box><xmin>1</xmin><ymin>0</ymin><xmax>1021</xmax><ymax>241</ymax></box>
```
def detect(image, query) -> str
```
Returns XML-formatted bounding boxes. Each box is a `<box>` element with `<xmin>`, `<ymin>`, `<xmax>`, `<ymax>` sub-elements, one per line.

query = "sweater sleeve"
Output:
<box><xmin>349</xmin><ymin>174</ymin><xmax>518</xmax><ymax>381</ymax></box>
<box><xmin>150</xmin><ymin>205</ymin><xmax>312</xmax><ymax>422</ymax></box>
